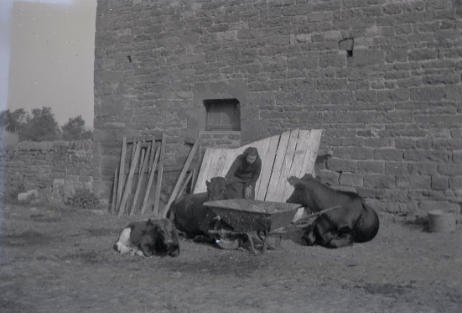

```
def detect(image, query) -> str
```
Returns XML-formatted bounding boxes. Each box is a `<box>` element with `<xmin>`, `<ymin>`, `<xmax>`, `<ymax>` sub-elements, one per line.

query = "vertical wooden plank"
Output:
<box><xmin>130</xmin><ymin>144</ymin><xmax>150</xmax><ymax>216</ymax></box>
<box><xmin>110</xmin><ymin>167</ymin><xmax>118</xmax><ymax>213</ymax></box>
<box><xmin>162</xmin><ymin>139</ymin><xmax>200</xmax><ymax>218</ymax></box>
<box><xmin>141</xmin><ymin>145</ymin><xmax>160</xmax><ymax>216</ymax></box>
<box><xmin>255</xmin><ymin>135</ymin><xmax>280</xmax><ymax>200</ymax></box>
<box><xmin>250</xmin><ymin>139</ymin><xmax>269</xmax><ymax>195</ymax></box>
<box><xmin>116</xmin><ymin>136</ymin><xmax>127</xmax><ymax>210</ymax></box>
<box><xmin>191</xmin><ymin>167</ymin><xmax>197</xmax><ymax>193</ymax></box>
<box><xmin>300</xmin><ymin>129</ymin><xmax>323</xmax><ymax>176</ymax></box>
<box><xmin>118</xmin><ymin>141</ymin><xmax>141</xmax><ymax>216</ymax></box>
<box><xmin>193</xmin><ymin>148</ymin><xmax>214</xmax><ymax>193</ymax></box>
<box><xmin>272</xmin><ymin>129</ymin><xmax>299</xmax><ymax>202</ymax></box>
<box><xmin>281</xmin><ymin>129</ymin><xmax>311</xmax><ymax>200</ymax></box>
<box><xmin>293</xmin><ymin>130</ymin><xmax>312</xmax><ymax>177</ymax></box>
<box><xmin>215</xmin><ymin>149</ymin><xmax>234</xmax><ymax>177</ymax></box>
<box><xmin>264</xmin><ymin>130</ymin><xmax>291</xmax><ymax>201</ymax></box>
<box><xmin>153</xmin><ymin>134</ymin><xmax>166</xmax><ymax>216</ymax></box>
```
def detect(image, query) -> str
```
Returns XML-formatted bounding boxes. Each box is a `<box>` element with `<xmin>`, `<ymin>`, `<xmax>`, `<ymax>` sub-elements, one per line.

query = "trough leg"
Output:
<box><xmin>245</xmin><ymin>232</ymin><xmax>258</xmax><ymax>255</ymax></box>
<box><xmin>257</xmin><ymin>230</ymin><xmax>270</xmax><ymax>253</ymax></box>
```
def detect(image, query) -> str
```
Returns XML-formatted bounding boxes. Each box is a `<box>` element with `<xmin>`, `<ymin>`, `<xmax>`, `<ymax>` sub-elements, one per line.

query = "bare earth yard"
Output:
<box><xmin>1</xmin><ymin>203</ymin><xmax>461</xmax><ymax>313</ymax></box>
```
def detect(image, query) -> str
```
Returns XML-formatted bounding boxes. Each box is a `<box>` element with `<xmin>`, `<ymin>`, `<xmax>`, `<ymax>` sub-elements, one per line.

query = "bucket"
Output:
<box><xmin>427</xmin><ymin>210</ymin><xmax>456</xmax><ymax>233</ymax></box>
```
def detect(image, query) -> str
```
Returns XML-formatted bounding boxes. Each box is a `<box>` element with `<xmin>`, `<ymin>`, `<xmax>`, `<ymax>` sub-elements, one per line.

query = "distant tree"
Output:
<box><xmin>20</xmin><ymin>107</ymin><xmax>61</xmax><ymax>141</ymax></box>
<box><xmin>62</xmin><ymin>115</ymin><xmax>92</xmax><ymax>140</ymax></box>
<box><xmin>0</xmin><ymin>108</ymin><xmax>28</xmax><ymax>132</ymax></box>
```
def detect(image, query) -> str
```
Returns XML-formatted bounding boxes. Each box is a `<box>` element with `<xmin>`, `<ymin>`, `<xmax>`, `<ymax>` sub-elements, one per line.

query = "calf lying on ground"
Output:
<box><xmin>113</xmin><ymin>218</ymin><xmax>179</xmax><ymax>257</ymax></box>
<box><xmin>286</xmin><ymin>174</ymin><xmax>379</xmax><ymax>248</ymax></box>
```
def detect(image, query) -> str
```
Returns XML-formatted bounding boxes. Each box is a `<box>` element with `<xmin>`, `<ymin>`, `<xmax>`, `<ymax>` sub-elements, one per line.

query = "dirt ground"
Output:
<box><xmin>1</xmin><ymin>203</ymin><xmax>461</xmax><ymax>313</ymax></box>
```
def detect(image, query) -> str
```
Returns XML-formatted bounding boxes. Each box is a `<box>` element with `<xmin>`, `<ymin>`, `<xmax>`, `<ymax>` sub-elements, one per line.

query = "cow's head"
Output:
<box><xmin>301</xmin><ymin>224</ymin><xmax>317</xmax><ymax>246</ymax></box>
<box><xmin>206</xmin><ymin>176</ymin><xmax>227</xmax><ymax>201</ymax></box>
<box><xmin>147</xmin><ymin>218</ymin><xmax>180</xmax><ymax>257</ymax></box>
<box><xmin>286</xmin><ymin>174</ymin><xmax>318</xmax><ymax>207</ymax></box>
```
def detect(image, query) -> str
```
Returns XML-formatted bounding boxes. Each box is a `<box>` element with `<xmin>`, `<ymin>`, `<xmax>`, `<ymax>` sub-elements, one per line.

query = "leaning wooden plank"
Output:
<box><xmin>255</xmin><ymin>134</ymin><xmax>280</xmax><ymax>200</ymax></box>
<box><xmin>141</xmin><ymin>145</ymin><xmax>160</xmax><ymax>215</ymax></box>
<box><xmin>118</xmin><ymin>141</ymin><xmax>141</xmax><ymax>216</ymax></box>
<box><xmin>162</xmin><ymin>139</ymin><xmax>200</xmax><ymax>218</ymax></box>
<box><xmin>130</xmin><ymin>144</ymin><xmax>150</xmax><ymax>216</ymax></box>
<box><xmin>110</xmin><ymin>167</ymin><xmax>118</xmax><ymax>213</ymax></box>
<box><xmin>153</xmin><ymin>134</ymin><xmax>166</xmax><ymax>216</ymax></box>
<box><xmin>176</xmin><ymin>171</ymin><xmax>193</xmax><ymax>201</ymax></box>
<box><xmin>265</xmin><ymin>130</ymin><xmax>291</xmax><ymax>202</ymax></box>
<box><xmin>116</xmin><ymin>136</ymin><xmax>127</xmax><ymax>210</ymax></box>
<box><xmin>138</xmin><ymin>146</ymin><xmax>146</xmax><ymax>176</ymax></box>
<box><xmin>123</xmin><ymin>142</ymin><xmax>138</xmax><ymax>213</ymax></box>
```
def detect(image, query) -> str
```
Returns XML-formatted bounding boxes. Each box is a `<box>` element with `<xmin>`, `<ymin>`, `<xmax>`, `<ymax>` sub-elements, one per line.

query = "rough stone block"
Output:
<box><xmin>453</xmin><ymin>150</ymin><xmax>462</xmax><ymax>163</ymax></box>
<box><xmin>358</xmin><ymin>160</ymin><xmax>385</xmax><ymax>174</ymax></box>
<box><xmin>438</xmin><ymin>164</ymin><xmax>462</xmax><ymax>176</ymax></box>
<box><xmin>348</xmin><ymin>49</ymin><xmax>384</xmax><ymax>67</ymax></box>
<box><xmin>363</xmin><ymin>174</ymin><xmax>395</xmax><ymax>189</ymax></box>
<box><xmin>385</xmin><ymin>162</ymin><xmax>408</xmax><ymax>176</ymax></box>
<box><xmin>327</xmin><ymin>158</ymin><xmax>358</xmax><ymax>172</ymax></box>
<box><xmin>408</xmin><ymin>162</ymin><xmax>438</xmax><ymax>175</ymax></box>
<box><xmin>431</xmin><ymin>175</ymin><xmax>449</xmax><ymax>191</ymax></box>
<box><xmin>339</xmin><ymin>173</ymin><xmax>363</xmax><ymax>187</ymax></box>
<box><xmin>373</xmin><ymin>149</ymin><xmax>403</xmax><ymax>161</ymax></box>
<box><xmin>409</xmin><ymin>175</ymin><xmax>432</xmax><ymax>189</ymax></box>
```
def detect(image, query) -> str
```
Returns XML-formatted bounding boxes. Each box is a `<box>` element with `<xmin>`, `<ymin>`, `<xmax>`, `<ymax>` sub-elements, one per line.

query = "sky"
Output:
<box><xmin>1</xmin><ymin>0</ymin><xmax>96</xmax><ymax>128</ymax></box>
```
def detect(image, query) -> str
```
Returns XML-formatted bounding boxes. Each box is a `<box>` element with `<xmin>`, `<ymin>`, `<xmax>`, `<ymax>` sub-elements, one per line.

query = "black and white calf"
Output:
<box><xmin>114</xmin><ymin>218</ymin><xmax>179</xmax><ymax>257</ymax></box>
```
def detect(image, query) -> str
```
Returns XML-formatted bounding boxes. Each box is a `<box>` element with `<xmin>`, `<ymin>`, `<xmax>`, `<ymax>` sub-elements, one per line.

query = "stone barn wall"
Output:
<box><xmin>94</xmin><ymin>0</ymin><xmax>462</xmax><ymax>214</ymax></box>
<box><xmin>0</xmin><ymin>140</ymin><xmax>95</xmax><ymax>204</ymax></box>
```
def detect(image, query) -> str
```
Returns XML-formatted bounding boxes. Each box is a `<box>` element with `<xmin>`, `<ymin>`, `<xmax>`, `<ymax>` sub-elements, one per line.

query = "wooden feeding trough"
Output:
<box><xmin>204</xmin><ymin>199</ymin><xmax>303</xmax><ymax>234</ymax></box>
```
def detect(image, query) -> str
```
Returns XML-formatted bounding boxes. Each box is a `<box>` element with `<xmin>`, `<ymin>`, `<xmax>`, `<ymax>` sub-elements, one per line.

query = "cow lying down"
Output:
<box><xmin>287</xmin><ymin>174</ymin><xmax>379</xmax><ymax>248</ymax></box>
<box><xmin>113</xmin><ymin>218</ymin><xmax>179</xmax><ymax>257</ymax></box>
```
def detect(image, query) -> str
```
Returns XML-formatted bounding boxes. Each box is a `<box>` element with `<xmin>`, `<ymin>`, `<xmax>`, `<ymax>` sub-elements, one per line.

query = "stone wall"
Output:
<box><xmin>0</xmin><ymin>140</ymin><xmax>95</xmax><ymax>203</ymax></box>
<box><xmin>94</xmin><ymin>0</ymin><xmax>462</xmax><ymax>214</ymax></box>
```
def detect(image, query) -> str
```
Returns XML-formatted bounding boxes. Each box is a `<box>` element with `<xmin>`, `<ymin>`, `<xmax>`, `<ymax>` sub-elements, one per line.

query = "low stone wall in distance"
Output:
<box><xmin>0</xmin><ymin>140</ymin><xmax>95</xmax><ymax>204</ymax></box>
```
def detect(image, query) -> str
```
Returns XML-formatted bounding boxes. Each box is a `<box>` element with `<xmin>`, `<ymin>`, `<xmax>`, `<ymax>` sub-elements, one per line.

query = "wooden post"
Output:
<box><xmin>118</xmin><ymin>141</ymin><xmax>141</xmax><ymax>216</ymax></box>
<box><xmin>130</xmin><ymin>143</ymin><xmax>150</xmax><ymax>216</ymax></box>
<box><xmin>162</xmin><ymin>138</ymin><xmax>200</xmax><ymax>218</ymax></box>
<box><xmin>141</xmin><ymin>145</ymin><xmax>160</xmax><ymax>215</ymax></box>
<box><xmin>116</xmin><ymin>136</ymin><xmax>127</xmax><ymax>210</ymax></box>
<box><xmin>153</xmin><ymin>134</ymin><xmax>166</xmax><ymax>216</ymax></box>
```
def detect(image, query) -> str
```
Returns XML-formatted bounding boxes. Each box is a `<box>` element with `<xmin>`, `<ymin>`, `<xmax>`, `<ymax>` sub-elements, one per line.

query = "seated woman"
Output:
<box><xmin>225</xmin><ymin>147</ymin><xmax>262</xmax><ymax>199</ymax></box>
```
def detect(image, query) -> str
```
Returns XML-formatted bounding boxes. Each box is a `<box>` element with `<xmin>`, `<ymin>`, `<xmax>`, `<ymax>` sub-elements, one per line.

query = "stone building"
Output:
<box><xmin>94</xmin><ymin>0</ymin><xmax>462</xmax><ymax>214</ymax></box>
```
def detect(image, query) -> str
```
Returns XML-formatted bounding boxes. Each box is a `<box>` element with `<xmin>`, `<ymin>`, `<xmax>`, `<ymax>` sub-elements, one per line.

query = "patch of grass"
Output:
<box><xmin>0</xmin><ymin>230</ymin><xmax>51</xmax><ymax>247</ymax></box>
<box><xmin>66</xmin><ymin>188</ymin><xmax>101</xmax><ymax>210</ymax></box>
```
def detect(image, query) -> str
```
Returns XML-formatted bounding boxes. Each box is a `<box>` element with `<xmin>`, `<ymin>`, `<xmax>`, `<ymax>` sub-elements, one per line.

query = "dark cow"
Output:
<box><xmin>114</xmin><ymin>218</ymin><xmax>180</xmax><ymax>257</ymax></box>
<box><xmin>286</xmin><ymin>174</ymin><xmax>379</xmax><ymax>248</ymax></box>
<box><xmin>169</xmin><ymin>176</ymin><xmax>227</xmax><ymax>242</ymax></box>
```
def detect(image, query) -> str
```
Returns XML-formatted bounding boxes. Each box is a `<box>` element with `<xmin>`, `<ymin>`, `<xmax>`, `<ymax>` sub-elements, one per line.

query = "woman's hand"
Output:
<box><xmin>244</xmin><ymin>185</ymin><xmax>253</xmax><ymax>199</ymax></box>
